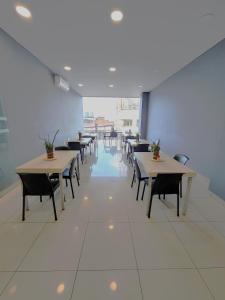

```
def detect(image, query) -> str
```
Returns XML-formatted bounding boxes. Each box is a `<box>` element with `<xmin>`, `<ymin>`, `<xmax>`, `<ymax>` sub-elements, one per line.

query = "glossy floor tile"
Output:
<box><xmin>71</xmin><ymin>270</ymin><xmax>142</xmax><ymax>300</ymax></box>
<box><xmin>0</xmin><ymin>272</ymin><xmax>13</xmax><ymax>294</ymax></box>
<box><xmin>199</xmin><ymin>268</ymin><xmax>225</xmax><ymax>300</ymax></box>
<box><xmin>0</xmin><ymin>223</ymin><xmax>44</xmax><ymax>271</ymax></box>
<box><xmin>1</xmin><ymin>140</ymin><xmax>225</xmax><ymax>299</ymax></box>
<box><xmin>79</xmin><ymin>222</ymin><xmax>136</xmax><ymax>270</ymax></box>
<box><xmin>131</xmin><ymin>222</ymin><xmax>193</xmax><ymax>269</ymax></box>
<box><xmin>140</xmin><ymin>269</ymin><xmax>213</xmax><ymax>300</ymax></box>
<box><xmin>1</xmin><ymin>271</ymin><xmax>75</xmax><ymax>300</ymax></box>
<box><xmin>19</xmin><ymin>222</ymin><xmax>86</xmax><ymax>271</ymax></box>
<box><xmin>172</xmin><ymin>222</ymin><xmax>225</xmax><ymax>268</ymax></box>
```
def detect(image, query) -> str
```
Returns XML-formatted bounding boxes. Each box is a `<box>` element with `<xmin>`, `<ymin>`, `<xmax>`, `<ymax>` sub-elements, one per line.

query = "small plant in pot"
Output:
<box><xmin>151</xmin><ymin>142</ymin><xmax>160</xmax><ymax>160</ymax></box>
<box><xmin>40</xmin><ymin>129</ymin><xmax>59</xmax><ymax>159</ymax></box>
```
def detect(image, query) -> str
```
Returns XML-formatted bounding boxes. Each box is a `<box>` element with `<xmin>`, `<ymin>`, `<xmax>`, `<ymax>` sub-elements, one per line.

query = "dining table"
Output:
<box><xmin>134</xmin><ymin>151</ymin><xmax>196</xmax><ymax>215</ymax></box>
<box><xmin>16</xmin><ymin>150</ymin><xmax>79</xmax><ymax>210</ymax></box>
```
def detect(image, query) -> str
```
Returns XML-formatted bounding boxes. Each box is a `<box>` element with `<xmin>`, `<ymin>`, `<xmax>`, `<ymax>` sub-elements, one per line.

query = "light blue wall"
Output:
<box><xmin>0</xmin><ymin>29</ymin><xmax>83</xmax><ymax>192</ymax></box>
<box><xmin>146</xmin><ymin>39</ymin><xmax>225</xmax><ymax>199</ymax></box>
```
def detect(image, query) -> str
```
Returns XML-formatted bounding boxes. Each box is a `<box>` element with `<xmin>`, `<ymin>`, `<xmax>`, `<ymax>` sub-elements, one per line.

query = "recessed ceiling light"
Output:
<box><xmin>109</xmin><ymin>67</ymin><xmax>116</xmax><ymax>72</ymax></box>
<box><xmin>78</xmin><ymin>83</ymin><xmax>84</xmax><ymax>87</ymax></box>
<box><xmin>64</xmin><ymin>66</ymin><xmax>72</xmax><ymax>71</ymax></box>
<box><xmin>109</xmin><ymin>84</ymin><xmax>114</xmax><ymax>88</ymax></box>
<box><xmin>138</xmin><ymin>85</ymin><xmax>143</xmax><ymax>88</ymax></box>
<box><xmin>15</xmin><ymin>4</ymin><xmax>32</xmax><ymax>19</ymax></box>
<box><xmin>111</xmin><ymin>10</ymin><xmax>124</xmax><ymax>23</ymax></box>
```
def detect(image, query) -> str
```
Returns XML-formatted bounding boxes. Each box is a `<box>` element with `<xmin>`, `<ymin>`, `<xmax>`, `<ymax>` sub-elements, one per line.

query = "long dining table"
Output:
<box><xmin>16</xmin><ymin>150</ymin><xmax>79</xmax><ymax>210</ymax></box>
<box><xmin>135</xmin><ymin>151</ymin><xmax>196</xmax><ymax>215</ymax></box>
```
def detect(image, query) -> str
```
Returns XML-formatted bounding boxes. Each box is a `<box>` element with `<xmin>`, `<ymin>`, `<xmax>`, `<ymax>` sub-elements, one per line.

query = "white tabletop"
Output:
<box><xmin>128</xmin><ymin>139</ymin><xmax>150</xmax><ymax>147</ymax></box>
<box><xmin>73</xmin><ymin>138</ymin><xmax>92</xmax><ymax>145</ymax></box>
<box><xmin>16</xmin><ymin>150</ymin><xmax>79</xmax><ymax>174</ymax></box>
<box><xmin>135</xmin><ymin>152</ymin><xmax>196</xmax><ymax>177</ymax></box>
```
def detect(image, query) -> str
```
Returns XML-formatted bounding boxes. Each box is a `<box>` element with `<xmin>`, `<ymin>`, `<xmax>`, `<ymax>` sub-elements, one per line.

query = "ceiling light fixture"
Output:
<box><xmin>109</xmin><ymin>84</ymin><xmax>114</xmax><ymax>88</ymax></box>
<box><xmin>15</xmin><ymin>4</ymin><xmax>32</xmax><ymax>19</ymax></box>
<box><xmin>78</xmin><ymin>83</ymin><xmax>84</xmax><ymax>87</ymax></box>
<box><xmin>64</xmin><ymin>66</ymin><xmax>72</xmax><ymax>71</ymax></box>
<box><xmin>111</xmin><ymin>10</ymin><xmax>124</xmax><ymax>23</ymax></box>
<box><xmin>138</xmin><ymin>85</ymin><xmax>143</xmax><ymax>88</ymax></box>
<box><xmin>109</xmin><ymin>67</ymin><xmax>116</xmax><ymax>72</ymax></box>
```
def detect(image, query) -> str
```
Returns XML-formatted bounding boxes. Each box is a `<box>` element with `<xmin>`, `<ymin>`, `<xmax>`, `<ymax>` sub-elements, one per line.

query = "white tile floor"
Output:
<box><xmin>1</xmin><ymin>140</ymin><xmax>225</xmax><ymax>299</ymax></box>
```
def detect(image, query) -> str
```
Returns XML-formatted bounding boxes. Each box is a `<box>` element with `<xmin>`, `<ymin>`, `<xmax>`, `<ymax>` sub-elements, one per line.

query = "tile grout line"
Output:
<box><xmin>0</xmin><ymin>221</ymin><xmax>48</xmax><ymax>296</ymax></box>
<box><xmin>69</xmin><ymin>220</ymin><xmax>89</xmax><ymax>300</ymax></box>
<box><xmin>169</xmin><ymin>222</ymin><xmax>216</xmax><ymax>300</ymax></box>
<box><xmin>127</xmin><ymin>212</ymin><xmax>145</xmax><ymax>300</ymax></box>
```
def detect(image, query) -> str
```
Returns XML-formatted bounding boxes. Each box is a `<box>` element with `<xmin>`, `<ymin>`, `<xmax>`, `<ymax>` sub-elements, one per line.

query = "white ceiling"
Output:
<box><xmin>0</xmin><ymin>0</ymin><xmax>225</xmax><ymax>97</ymax></box>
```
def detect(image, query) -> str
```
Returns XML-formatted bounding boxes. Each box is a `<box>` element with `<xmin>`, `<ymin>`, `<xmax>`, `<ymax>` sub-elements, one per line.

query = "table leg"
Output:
<box><xmin>182</xmin><ymin>176</ymin><xmax>192</xmax><ymax>215</ymax></box>
<box><xmin>25</xmin><ymin>195</ymin><xmax>29</xmax><ymax>211</ymax></box>
<box><xmin>147</xmin><ymin>177</ymin><xmax>153</xmax><ymax>216</ymax></box>
<box><xmin>59</xmin><ymin>172</ymin><xmax>65</xmax><ymax>210</ymax></box>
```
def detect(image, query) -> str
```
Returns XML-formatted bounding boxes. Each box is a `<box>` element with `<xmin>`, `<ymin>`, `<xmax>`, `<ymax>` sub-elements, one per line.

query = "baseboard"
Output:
<box><xmin>0</xmin><ymin>180</ymin><xmax>20</xmax><ymax>198</ymax></box>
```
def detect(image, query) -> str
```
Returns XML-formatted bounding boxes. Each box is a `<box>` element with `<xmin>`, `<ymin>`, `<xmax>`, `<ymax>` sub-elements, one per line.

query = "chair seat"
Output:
<box><xmin>50</xmin><ymin>168</ymin><xmax>70</xmax><ymax>180</ymax></box>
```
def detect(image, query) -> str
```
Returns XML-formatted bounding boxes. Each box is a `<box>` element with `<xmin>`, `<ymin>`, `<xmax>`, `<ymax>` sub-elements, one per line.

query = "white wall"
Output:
<box><xmin>146</xmin><ymin>39</ymin><xmax>225</xmax><ymax>200</ymax></box>
<box><xmin>0</xmin><ymin>29</ymin><xmax>83</xmax><ymax>191</ymax></box>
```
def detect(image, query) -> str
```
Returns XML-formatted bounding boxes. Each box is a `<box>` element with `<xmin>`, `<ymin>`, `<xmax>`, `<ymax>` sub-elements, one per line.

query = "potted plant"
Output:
<box><xmin>151</xmin><ymin>142</ymin><xmax>160</xmax><ymax>160</ymax></box>
<box><xmin>40</xmin><ymin>129</ymin><xmax>59</xmax><ymax>159</ymax></box>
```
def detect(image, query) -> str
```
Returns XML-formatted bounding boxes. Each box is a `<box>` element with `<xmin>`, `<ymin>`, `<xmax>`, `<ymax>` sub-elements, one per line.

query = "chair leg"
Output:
<box><xmin>141</xmin><ymin>182</ymin><xmax>146</xmax><ymax>200</ymax></box>
<box><xmin>163</xmin><ymin>194</ymin><xmax>165</xmax><ymax>200</ymax></box>
<box><xmin>148</xmin><ymin>194</ymin><xmax>154</xmax><ymax>218</ymax></box>
<box><xmin>51</xmin><ymin>194</ymin><xmax>57</xmax><ymax>221</ymax></box>
<box><xmin>131</xmin><ymin>170</ymin><xmax>135</xmax><ymax>187</ymax></box>
<box><xmin>22</xmin><ymin>194</ymin><xmax>26</xmax><ymax>221</ymax></box>
<box><xmin>65</xmin><ymin>179</ymin><xmax>68</xmax><ymax>187</ymax></box>
<box><xmin>136</xmin><ymin>180</ymin><xmax>140</xmax><ymax>201</ymax></box>
<box><xmin>40</xmin><ymin>195</ymin><xmax>42</xmax><ymax>202</ymax></box>
<box><xmin>177</xmin><ymin>194</ymin><xmax>180</xmax><ymax>217</ymax></box>
<box><xmin>180</xmin><ymin>180</ymin><xmax>182</xmax><ymax>197</ymax></box>
<box><xmin>75</xmin><ymin>170</ymin><xmax>80</xmax><ymax>186</ymax></box>
<box><xmin>70</xmin><ymin>178</ymin><xmax>75</xmax><ymax>199</ymax></box>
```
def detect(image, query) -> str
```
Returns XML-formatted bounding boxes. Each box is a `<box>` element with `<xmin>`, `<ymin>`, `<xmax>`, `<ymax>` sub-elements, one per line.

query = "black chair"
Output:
<box><xmin>55</xmin><ymin>146</ymin><xmax>80</xmax><ymax>186</ymax></box>
<box><xmin>173</xmin><ymin>154</ymin><xmax>189</xmax><ymax>197</ymax></box>
<box><xmin>50</xmin><ymin>158</ymin><xmax>76</xmax><ymax>199</ymax></box>
<box><xmin>133</xmin><ymin>143</ymin><xmax>150</xmax><ymax>152</ymax></box>
<box><xmin>129</xmin><ymin>143</ymin><xmax>150</xmax><ymax>164</ymax></box>
<box><xmin>68</xmin><ymin>141</ymin><xmax>84</xmax><ymax>164</ymax></box>
<box><xmin>131</xmin><ymin>159</ymin><xmax>149</xmax><ymax>201</ymax></box>
<box><xmin>18</xmin><ymin>173</ymin><xmax>59</xmax><ymax>221</ymax></box>
<box><xmin>148</xmin><ymin>173</ymin><xmax>183</xmax><ymax>218</ymax></box>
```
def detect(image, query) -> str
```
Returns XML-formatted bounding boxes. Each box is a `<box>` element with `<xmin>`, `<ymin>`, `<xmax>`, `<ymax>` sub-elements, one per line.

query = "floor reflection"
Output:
<box><xmin>91</xmin><ymin>140</ymin><xmax>128</xmax><ymax>177</ymax></box>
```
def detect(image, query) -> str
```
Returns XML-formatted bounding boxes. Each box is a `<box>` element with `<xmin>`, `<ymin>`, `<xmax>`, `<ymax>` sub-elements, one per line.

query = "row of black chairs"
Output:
<box><xmin>131</xmin><ymin>150</ymin><xmax>189</xmax><ymax>217</ymax></box>
<box><xmin>19</xmin><ymin>146</ymin><xmax>81</xmax><ymax>221</ymax></box>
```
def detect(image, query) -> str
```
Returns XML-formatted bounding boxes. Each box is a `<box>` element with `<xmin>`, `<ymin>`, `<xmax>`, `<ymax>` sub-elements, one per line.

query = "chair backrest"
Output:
<box><xmin>126</xmin><ymin>135</ymin><xmax>136</xmax><ymax>141</ymax></box>
<box><xmin>173</xmin><ymin>154</ymin><xmax>189</xmax><ymax>165</ymax></box>
<box><xmin>134</xmin><ymin>159</ymin><xmax>142</xmax><ymax>180</ymax></box>
<box><xmin>152</xmin><ymin>173</ymin><xmax>183</xmax><ymax>195</ymax></box>
<box><xmin>68</xmin><ymin>141</ymin><xmax>81</xmax><ymax>150</ymax></box>
<box><xmin>110</xmin><ymin>131</ymin><xmax>118</xmax><ymax>138</ymax></box>
<box><xmin>18</xmin><ymin>173</ymin><xmax>53</xmax><ymax>196</ymax></box>
<box><xmin>55</xmin><ymin>146</ymin><xmax>70</xmax><ymax>150</ymax></box>
<box><xmin>155</xmin><ymin>139</ymin><xmax>160</xmax><ymax>145</ymax></box>
<box><xmin>69</xmin><ymin>158</ymin><xmax>76</xmax><ymax>177</ymax></box>
<box><xmin>133</xmin><ymin>144</ymin><xmax>149</xmax><ymax>152</ymax></box>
